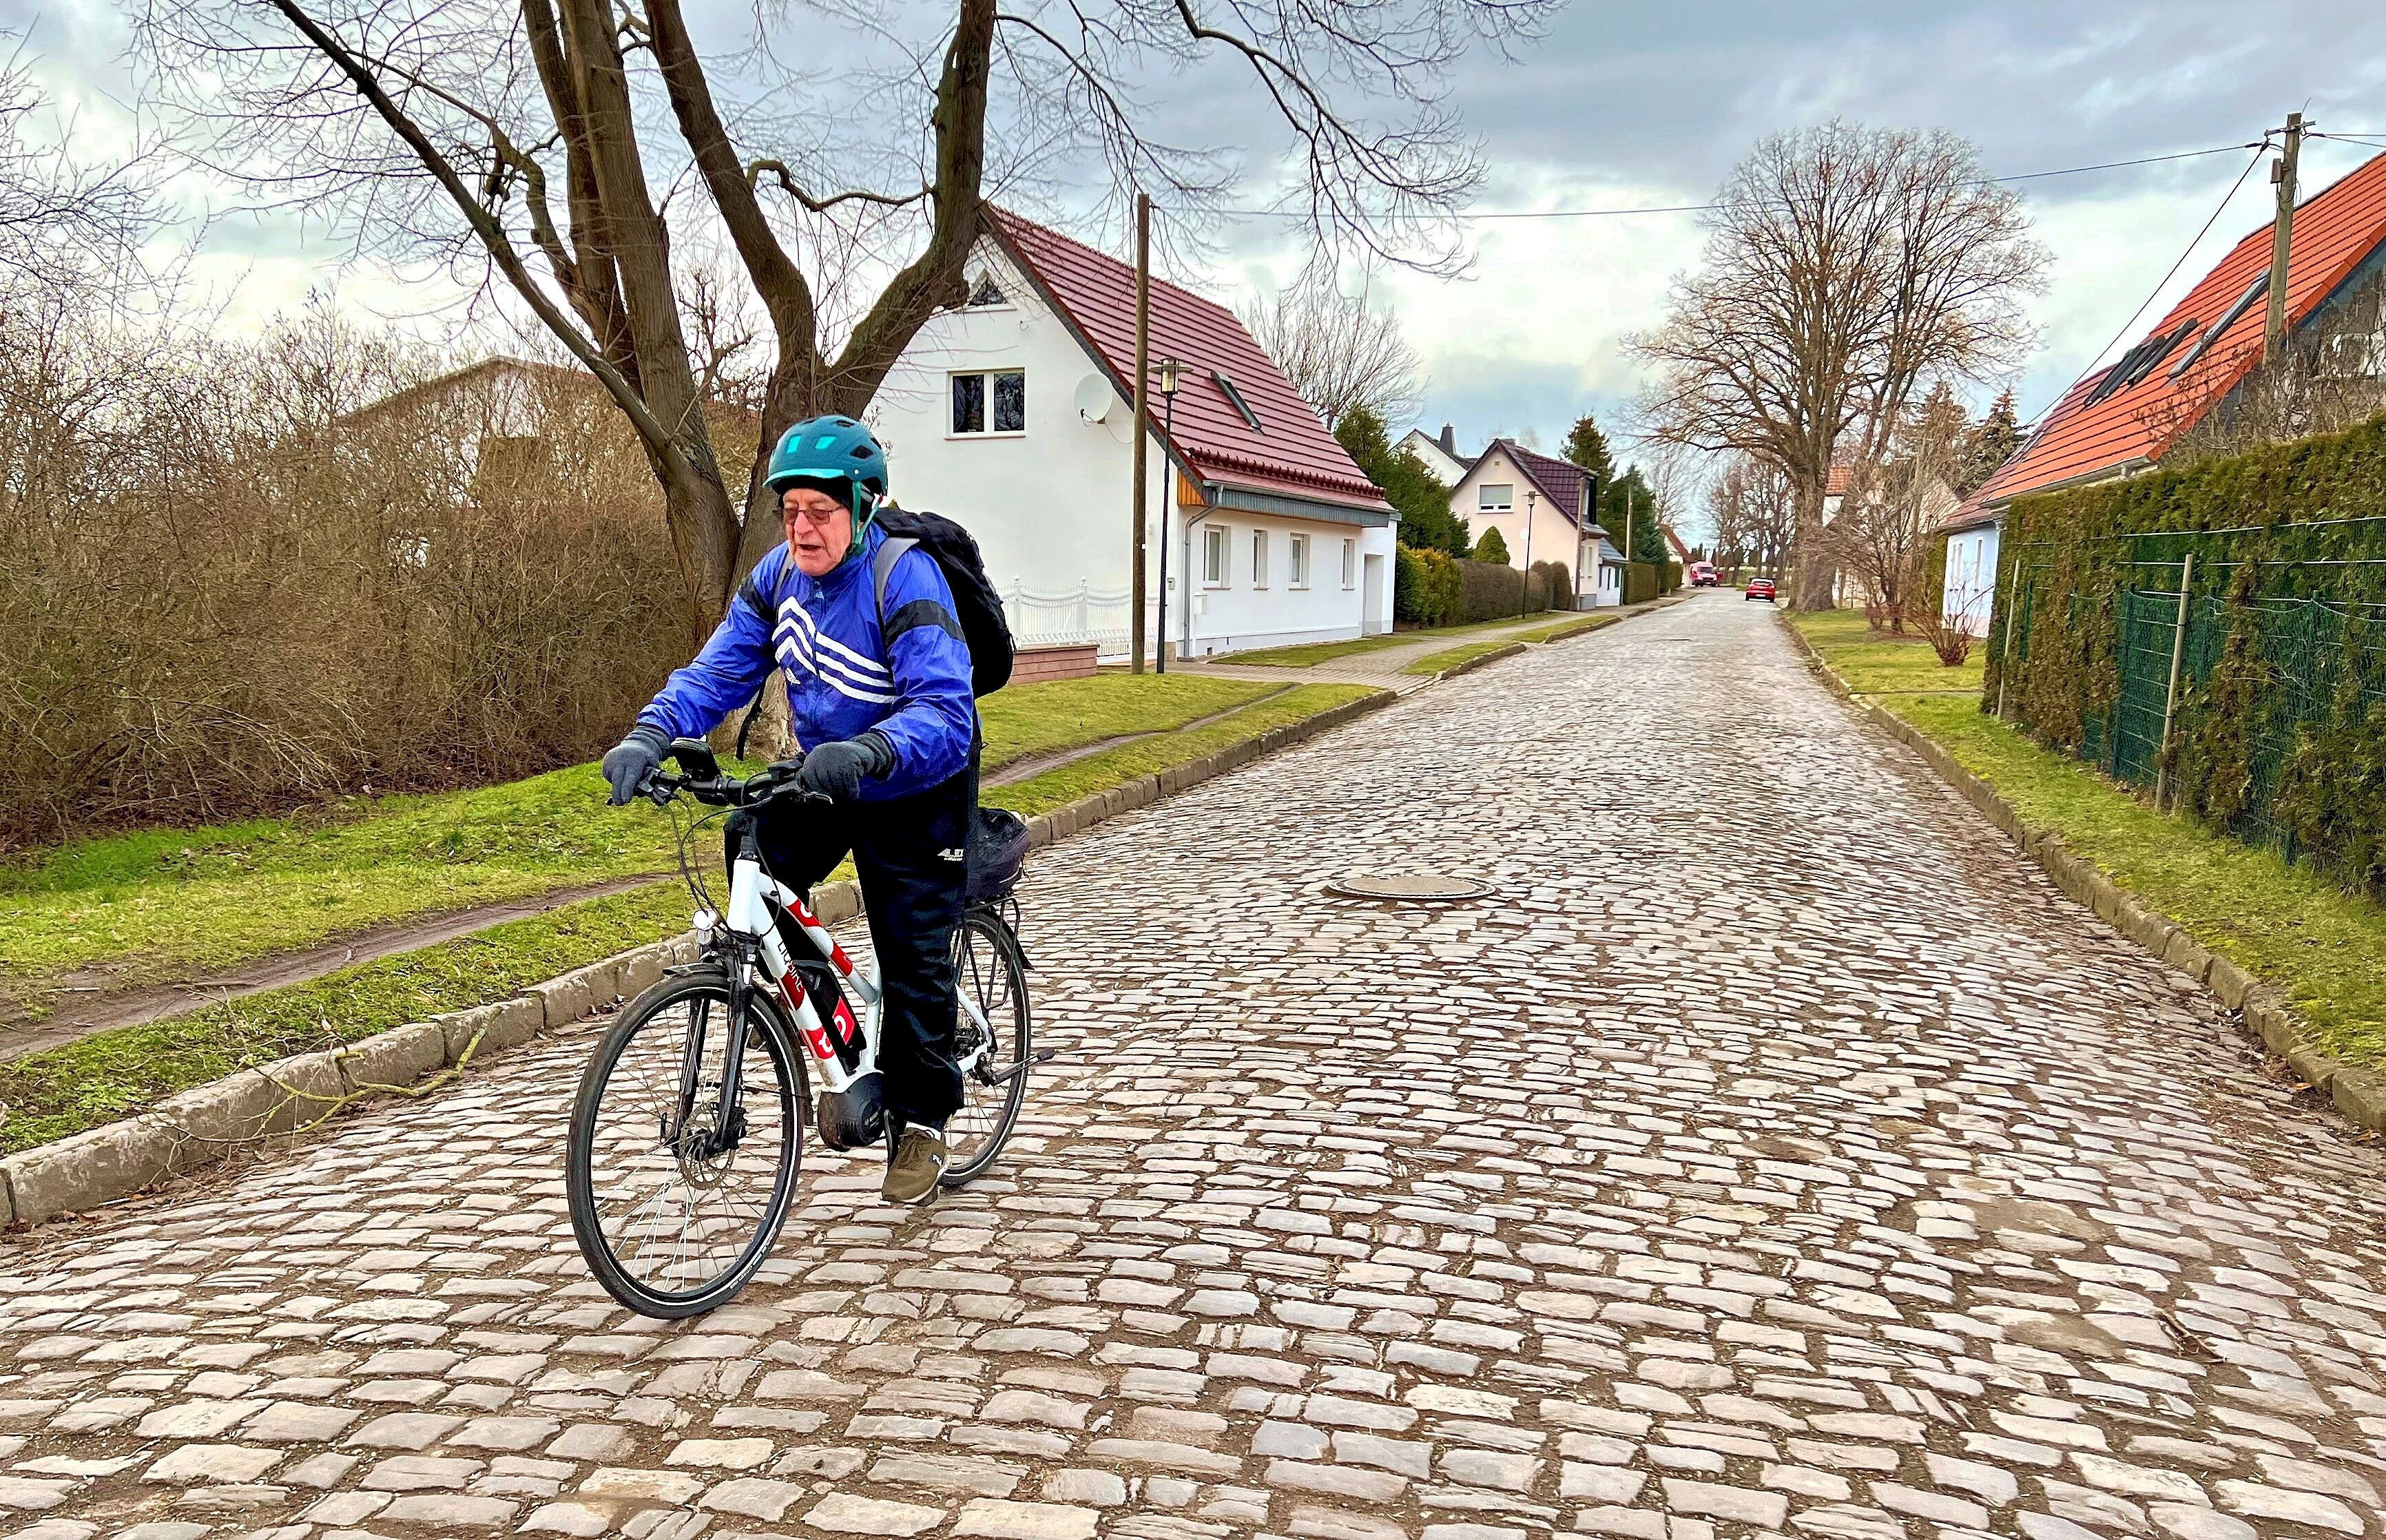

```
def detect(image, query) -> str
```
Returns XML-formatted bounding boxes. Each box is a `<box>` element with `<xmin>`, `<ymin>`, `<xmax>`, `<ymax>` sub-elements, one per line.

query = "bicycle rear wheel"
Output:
<box><xmin>567</xmin><ymin>970</ymin><xmax>803</xmax><ymax>1318</ymax></box>
<box><xmin>942</xmin><ymin>907</ymin><xmax>1030</xmax><ymax>1186</ymax></box>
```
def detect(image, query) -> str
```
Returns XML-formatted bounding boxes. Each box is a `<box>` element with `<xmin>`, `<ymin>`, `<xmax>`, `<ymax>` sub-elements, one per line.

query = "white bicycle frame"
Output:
<box><xmin>705</xmin><ymin>846</ymin><xmax>995</xmax><ymax>1093</ymax></box>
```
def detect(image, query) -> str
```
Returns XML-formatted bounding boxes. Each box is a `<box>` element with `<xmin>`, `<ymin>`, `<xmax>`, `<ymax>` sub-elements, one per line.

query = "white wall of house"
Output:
<box><xmin>1448</xmin><ymin>444</ymin><xmax>1581</xmax><ymax>570</ymax></box>
<box><xmin>873</xmin><ymin>238</ymin><xmax>1391</xmax><ymax>660</ymax></box>
<box><xmin>1174</xmin><ymin>511</ymin><xmax>1396</xmax><ymax>658</ymax></box>
<box><xmin>1943</xmin><ymin>523</ymin><xmax>2001</xmax><ymax>636</ymax></box>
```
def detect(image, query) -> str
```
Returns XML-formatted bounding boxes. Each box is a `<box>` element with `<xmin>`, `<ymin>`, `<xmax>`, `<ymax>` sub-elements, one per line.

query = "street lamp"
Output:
<box><xmin>1519</xmin><ymin>487</ymin><xmax>1537</xmax><ymax>619</ymax></box>
<box><xmin>1152</xmin><ymin>358</ymin><xmax>1183</xmax><ymax>673</ymax></box>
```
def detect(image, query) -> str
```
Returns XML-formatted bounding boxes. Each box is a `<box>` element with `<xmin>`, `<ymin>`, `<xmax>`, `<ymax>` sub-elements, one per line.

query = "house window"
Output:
<box><xmin>951</xmin><ymin>370</ymin><xmax>1026</xmax><ymax>435</ymax></box>
<box><xmin>1341</xmin><ymin>539</ymin><xmax>1356</xmax><ymax>589</ymax></box>
<box><xmin>1251</xmin><ymin>530</ymin><xmax>1269</xmax><ymax>588</ymax></box>
<box><xmin>1479</xmin><ymin>483</ymin><xmax>1513</xmax><ymax>512</ymax></box>
<box><xmin>1289</xmin><ymin>533</ymin><xmax>1309</xmax><ymax>588</ymax></box>
<box><xmin>966</xmin><ymin>273</ymin><xmax>1008</xmax><ymax>308</ymax></box>
<box><xmin>1203</xmin><ymin>524</ymin><xmax>1229</xmax><ymax>585</ymax></box>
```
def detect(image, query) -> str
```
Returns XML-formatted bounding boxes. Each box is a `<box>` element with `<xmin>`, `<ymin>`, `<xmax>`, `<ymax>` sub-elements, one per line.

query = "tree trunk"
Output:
<box><xmin>1790</xmin><ymin>478</ymin><xmax>1836</xmax><ymax>611</ymax></box>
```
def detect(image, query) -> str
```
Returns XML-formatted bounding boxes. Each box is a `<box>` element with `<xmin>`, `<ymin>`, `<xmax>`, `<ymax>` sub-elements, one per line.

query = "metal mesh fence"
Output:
<box><xmin>1998</xmin><ymin>515</ymin><xmax>2386</xmax><ymax>888</ymax></box>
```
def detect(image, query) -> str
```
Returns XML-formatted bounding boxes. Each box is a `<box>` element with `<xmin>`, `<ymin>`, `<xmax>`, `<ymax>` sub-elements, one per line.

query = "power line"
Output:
<box><xmin>2019</xmin><ymin>144</ymin><xmax>2270</xmax><ymax>427</ymax></box>
<box><xmin>1197</xmin><ymin>141</ymin><xmax>2263</xmax><ymax>222</ymax></box>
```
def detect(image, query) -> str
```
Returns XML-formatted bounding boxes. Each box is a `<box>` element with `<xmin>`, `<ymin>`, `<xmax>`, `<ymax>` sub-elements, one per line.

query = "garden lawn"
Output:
<box><xmin>1400</xmin><ymin>613</ymin><xmax>1621</xmax><ymax>676</ymax></box>
<box><xmin>0</xmin><ymin>681</ymin><xmax>1382</xmax><ymax>1152</ymax></box>
<box><xmin>1</xmin><ymin>672</ymin><xmax>1276</xmax><ymax>1024</ymax></box>
<box><xmin>1792</xmin><ymin>612</ymin><xmax>2386</xmax><ymax>1071</ymax></box>
<box><xmin>1793</xmin><ymin>608</ymin><xmax>1984</xmax><ymax>696</ymax></box>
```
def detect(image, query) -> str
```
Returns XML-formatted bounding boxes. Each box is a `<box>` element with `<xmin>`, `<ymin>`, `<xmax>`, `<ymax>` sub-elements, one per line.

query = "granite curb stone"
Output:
<box><xmin>1778</xmin><ymin>612</ymin><xmax>2382</xmax><ymax>1137</ymax></box>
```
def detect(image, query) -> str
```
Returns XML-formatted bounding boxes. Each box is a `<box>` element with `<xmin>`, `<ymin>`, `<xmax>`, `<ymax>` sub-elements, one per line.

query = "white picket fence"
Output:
<box><xmin>1003</xmin><ymin>581</ymin><xmax>1137</xmax><ymax>660</ymax></box>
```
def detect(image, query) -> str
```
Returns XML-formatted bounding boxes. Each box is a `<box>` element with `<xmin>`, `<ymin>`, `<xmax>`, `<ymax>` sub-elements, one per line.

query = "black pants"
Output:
<box><xmin>733</xmin><ymin>772</ymin><xmax>971</xmax><ymax>1127</ymax></box>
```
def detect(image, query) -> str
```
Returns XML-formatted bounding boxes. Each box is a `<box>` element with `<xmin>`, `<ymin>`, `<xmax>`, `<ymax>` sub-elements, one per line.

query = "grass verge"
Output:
<box><xmin>2</xmin><ymin>673</ymin><xmax>1277</xmax><ymax>1024</ymax></box>
<box><xmin>1791</xmin><ymin>612</ymin><xmax>2385</xmax><ymax>1070</ymax></box>
<box><xmin>1399</xmin><ymin>612</ymin><xmax>1623</xmax><ymax>676</ymax></box>
<box><xmin>0</xmin><ymin>682</ymin><xmax>1381</xmax><ymax>1154</ymax></box>
<box><xmin>1222</xmin><ymin>614</ymin><xmax>1561</xmax><ymax>668</ymax></box>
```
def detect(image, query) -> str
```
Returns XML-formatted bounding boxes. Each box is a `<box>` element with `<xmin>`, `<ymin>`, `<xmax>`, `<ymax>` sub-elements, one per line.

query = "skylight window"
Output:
<box><xmin>1212</xmin><ymin>371</ymin><xmax>1263</xmax><ymax>431</ymax></box>
<box><xmin>2168</xmin><ymin>273</ymin><xmax>2270</xmax><ymax>381</ymax></box>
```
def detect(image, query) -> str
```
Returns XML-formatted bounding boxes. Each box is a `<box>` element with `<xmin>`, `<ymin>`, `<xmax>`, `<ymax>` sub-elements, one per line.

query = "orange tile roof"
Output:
<box><xmin>1964</xmin><ymin>149</ymin><xmax>2386</xmax><ymax>515</ymax></box>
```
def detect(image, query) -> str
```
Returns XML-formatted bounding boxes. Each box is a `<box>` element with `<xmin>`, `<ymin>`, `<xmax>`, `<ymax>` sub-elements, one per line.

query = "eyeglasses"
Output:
<box><xmin>782</xmin><ymin>497</ymin><xmax>847</xmax><ymax>528</ymax></box>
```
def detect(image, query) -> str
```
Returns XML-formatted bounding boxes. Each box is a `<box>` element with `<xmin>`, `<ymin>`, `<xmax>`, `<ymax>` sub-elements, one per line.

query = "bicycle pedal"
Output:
<box><xmin>1031</xmin><ymin>1048</ymin><xmax>1058</xmax><ymax>1063</ymax></box>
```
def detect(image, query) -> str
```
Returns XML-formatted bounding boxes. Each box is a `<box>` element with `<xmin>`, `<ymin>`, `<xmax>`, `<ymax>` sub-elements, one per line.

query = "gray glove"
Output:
<box><xmin>602</xmin><ymin>724</ymin><xmax>670</xmax><ymax>806</ymax></box>
<box><xmin>795</xmin><ymin>732</ymin><xmax>895</xmax><ymax>802</ymax></box>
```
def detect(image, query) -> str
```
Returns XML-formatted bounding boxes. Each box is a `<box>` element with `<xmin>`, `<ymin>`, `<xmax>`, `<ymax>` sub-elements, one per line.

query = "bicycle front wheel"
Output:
<box><xmin>943</xmin><ymin>908</ymin><xmax>1031</xmax><ymax>1186</ymax></box>
<box><xmin>566</xmin><ymin>971</ymin><xmax>803</xmax><ymax>1318</ymax></box>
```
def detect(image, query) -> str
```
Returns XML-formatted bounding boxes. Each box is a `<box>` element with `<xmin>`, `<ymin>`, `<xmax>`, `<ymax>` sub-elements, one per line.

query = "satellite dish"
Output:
<box><xmin>1074</xmin><ymin>373</ymin><xmax>1119</xmax><ymax>424</ymax></box>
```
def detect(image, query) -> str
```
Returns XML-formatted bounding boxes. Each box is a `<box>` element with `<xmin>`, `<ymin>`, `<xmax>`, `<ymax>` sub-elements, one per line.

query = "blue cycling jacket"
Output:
<box><xmin>636</xmin><ymin>524</ymin><xmax>975</xmax><ymax>802</ymax></box>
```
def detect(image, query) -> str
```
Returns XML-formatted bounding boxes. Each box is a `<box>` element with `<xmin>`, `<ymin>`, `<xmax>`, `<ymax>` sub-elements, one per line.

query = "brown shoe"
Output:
<box><xmin>882</xmin><ymin>1127</ymin><xmax>946</xmax><ymax>1204</ymax></box>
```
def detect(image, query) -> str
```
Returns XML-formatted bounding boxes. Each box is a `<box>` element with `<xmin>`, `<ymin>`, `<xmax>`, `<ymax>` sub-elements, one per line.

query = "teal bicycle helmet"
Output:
<box><xmin>767</xmin><ymin>415</ymin><xmax>889</xmax><ymax>527</ymax></box>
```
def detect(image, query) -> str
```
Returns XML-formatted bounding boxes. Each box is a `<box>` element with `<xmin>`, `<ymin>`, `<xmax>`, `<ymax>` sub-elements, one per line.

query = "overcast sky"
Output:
<box><xmin>18</xmin><ymin>0</ymin><xmax>2386</xmax><ymax>470</ymax></box>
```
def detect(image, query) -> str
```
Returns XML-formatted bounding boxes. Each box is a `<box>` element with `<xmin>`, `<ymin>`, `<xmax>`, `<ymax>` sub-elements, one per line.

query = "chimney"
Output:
<box><xmin>1438</xmin><ymin>424</ymin><xmax>1455</xmax><ymax>455</ymax></box>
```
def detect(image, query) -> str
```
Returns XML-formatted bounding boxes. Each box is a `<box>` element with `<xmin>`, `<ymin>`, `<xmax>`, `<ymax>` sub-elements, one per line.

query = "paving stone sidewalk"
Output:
<box><xmin>1</xmin><ymin>592</ymin><xmax>2383</xmax><ymax>1540</ymax></box>
<box><xmin>1179</xmin><ymin>605</ymin><xmax>1669</xmax><ymax>691</ymax></box>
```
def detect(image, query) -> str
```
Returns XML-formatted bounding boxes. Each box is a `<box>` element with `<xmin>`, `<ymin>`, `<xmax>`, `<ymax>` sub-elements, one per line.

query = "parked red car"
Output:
<box><xmin>1745</xmin><ymin>578</ymin><xmax>1777</xmax><ymax>601</ymax></box>
<box><xmin>1688</xmin><ymin>561</ymin><xmax>1718</xmax><ymax>587</ymax></box>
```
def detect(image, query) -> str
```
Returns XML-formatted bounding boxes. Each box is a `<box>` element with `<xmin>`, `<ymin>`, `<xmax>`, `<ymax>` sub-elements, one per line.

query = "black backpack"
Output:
<box><xmin>868</xmin><ymin>507</ymin><xmax>1015</xmax><ymax>697</ymax></box>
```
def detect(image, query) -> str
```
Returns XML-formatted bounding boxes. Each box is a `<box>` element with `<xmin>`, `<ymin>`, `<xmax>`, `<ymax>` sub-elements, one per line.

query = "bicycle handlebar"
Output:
<box><xmin>636</xmin><ymin>741</ymin><xmax>831</xmax><ymax>812</ymax></box>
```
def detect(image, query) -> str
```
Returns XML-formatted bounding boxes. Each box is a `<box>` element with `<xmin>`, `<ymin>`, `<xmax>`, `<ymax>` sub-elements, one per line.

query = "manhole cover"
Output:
<box><xmin>1325</xmin><ymin>872</ymin><xmax>1493</xmax><ymax>903</ymax></box>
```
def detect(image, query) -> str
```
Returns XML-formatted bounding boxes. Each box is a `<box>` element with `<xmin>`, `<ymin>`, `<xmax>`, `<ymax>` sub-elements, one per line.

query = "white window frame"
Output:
<box><xmin>1478</xmin><ymin>482</ymin><xmax>1514</xmax><ymax>512</ymax></box>
<box><xmin>1288</xmin><ymin>532</ymin><xmax>1309</xmax><ymax>589</ymax></box>
<box><xmin>1341</xmin><ymin>539</ymin><xmax>1356</xmax><ymax>590</ymax></box>
<box><xmin>1203</xmin><ymin>524</ymin><xmax>1230</xmax><ymax>587</ymax></box>
<box><xmin>1251</xmin><ymin>529</ymin><xmax>1269</xmax><ymax>590</ymax></box>
<box><xmin>948</xmin><ymin>368</ymin><xmax>1027</xmax><ymax>437</ymax></box>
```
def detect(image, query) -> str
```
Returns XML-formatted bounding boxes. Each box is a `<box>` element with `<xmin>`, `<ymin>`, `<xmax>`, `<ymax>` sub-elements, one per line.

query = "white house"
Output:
<box><xmin>1398</xmin><ymin>424</ymin><xmax>1471</xmax><ymax>486</ymax></box>
<box><xmin>1444</xmin><ymin>437</ymin><xmax>1615</xmax><ymax>605</ymax></box>
<box><xmin>871</xmin><ymin>209</ymin><xmax>1397</xmax><ymax>661</ymax></box>
<box><xmin>1940</xmin><ymin>508</ymin><xmax>2000</xmax><ymax>635</ymax></box>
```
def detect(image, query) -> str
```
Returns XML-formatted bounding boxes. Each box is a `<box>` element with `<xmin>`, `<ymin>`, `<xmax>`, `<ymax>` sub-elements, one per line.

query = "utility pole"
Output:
<box><xmin>2263</xmin><ymin>112</ymin><xmax>2305</xmax><ymax>364</ymax></box>
<box><xmin>1129</xmin><ymin>192</ymin><xmax>1152</xmax><ymax>672</ymax></box>
<box><xmin>1622</xmin><ymin>481</ymin><xmax>1635</xmax><ymax>601</ymax></box>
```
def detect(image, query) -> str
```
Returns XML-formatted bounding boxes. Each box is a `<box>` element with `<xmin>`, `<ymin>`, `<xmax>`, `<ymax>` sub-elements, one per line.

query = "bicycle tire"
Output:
<box><xmin>566</xmin><ymin>968</ymin><xmax>805</xmax><ymax>1318</ymax></box>
<box><xmin>942</xmin><ymin>907</ymin><xmax>1031</xmax><ymax>1186</ymax></box>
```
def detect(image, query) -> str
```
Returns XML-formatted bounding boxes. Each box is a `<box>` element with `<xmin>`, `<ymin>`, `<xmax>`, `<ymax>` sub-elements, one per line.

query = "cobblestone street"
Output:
<box><xmin>4</xmin><ymin>592</ymin><xmax>2384</xmax><ymax>1540</ymax></box>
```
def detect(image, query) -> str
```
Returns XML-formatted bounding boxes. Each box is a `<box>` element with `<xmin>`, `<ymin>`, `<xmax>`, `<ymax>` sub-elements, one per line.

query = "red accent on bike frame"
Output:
<box><xmin>779</xmin><ymin>970</ymin><xmax>839</xmax><ymax>1063</ymax></box>
<box><xmin>787</xmin><ymin>895</ymin><xmax>856</xmax><ymax>977</ymax></box>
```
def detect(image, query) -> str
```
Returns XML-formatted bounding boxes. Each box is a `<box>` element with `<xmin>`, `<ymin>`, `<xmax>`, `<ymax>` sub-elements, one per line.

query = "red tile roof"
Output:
<box><xmin>1825</xmin><ymin>461</ymin><xmax>1853</xmax><ymax>497</ymax></box>
<box><xmin>985</xmin><ymin>209</ymin><xmax>1391</xmax><ymax>514</ymax></box>
<box><xmin>1964</xmin><ymin>149</ymin><xmax>2386</xmax><ymax>515</ymax></box>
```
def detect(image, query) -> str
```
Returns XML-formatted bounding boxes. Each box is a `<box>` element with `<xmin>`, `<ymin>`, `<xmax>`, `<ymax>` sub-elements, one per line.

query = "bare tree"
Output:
<box><xmin>1631</xmin><ymin>121</ymin><xmax>2046</xmax><ymax>610</ymax></box>
<box><xmin>1824</xmin><ymin>381</ymin><xmax>1963</xmax><ymax>632</ymax></box>
<box><xmin>0</xmin><ymin>27</ymin><xmax>164</xmax><ymax>294</ymax></box>
<box><xmin>1707</xmin><ymin>452</ymin><xmax>1795</xmax><ymax>579</ymax></box>
<box><xmin>138</xmin><ymin>0</ymin><xmax>1552</xmax><ymax>641</ymax></box>
<box><xmin>1242</xmin><ymin>282</ymin><xmax>1422</xmax><ymax>429</ymax></box>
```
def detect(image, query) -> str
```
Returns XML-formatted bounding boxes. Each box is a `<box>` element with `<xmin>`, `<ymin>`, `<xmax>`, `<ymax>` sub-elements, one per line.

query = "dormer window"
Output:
<box><xmin>1212</xmin><ymin>371</ymin><xmax>1263</xmax><ymax>431</ymax></box>
<box><xmin>966</xmin><ymin>273</ymin><xmax>1009</xmax><ymax>308</ymax></box>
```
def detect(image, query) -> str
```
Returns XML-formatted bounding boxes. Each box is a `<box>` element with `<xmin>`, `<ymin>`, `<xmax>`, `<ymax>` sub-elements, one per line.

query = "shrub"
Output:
<box><xmin>1624</xmin><ymin>562</ymin><xmax>1661</xmax><ymax>605</ymax></box>
<box><xmin>1395</xmin><ymin>544</ymin><xmax>1461</xmax><ymax>626</ymax></box>
<box><xmin>0</xmin><ymin>305</ymin><xmax>688</xmax><ymax>848</ymax></box>
<box><xmin>1455</xmin><ymin>556</ymin><xmax>1523</xmax><ymax>622</ymax></box>
<box><xmin>1531</xmin><ymin>560</ymin><xmax>1577</xmax><ymax>612</ymax></box>
<box><xmin>1988</xmin><ymin>409</ymin><xmax>2386</xmax><ymax>899</ymax></box>
<box><xmin>1663</xmin><ymin>560</ymin><xmax>1684</xmax><ymax>594</ymax></box>
<box><xmin>1472</xmin><ymin>526</ymin><xmax>1511</xmax><ymax>565</ymax></box>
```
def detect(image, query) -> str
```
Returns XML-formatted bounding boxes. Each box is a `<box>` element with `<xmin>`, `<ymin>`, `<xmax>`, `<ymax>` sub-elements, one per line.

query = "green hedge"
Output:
<box><xmin>1395</xmin><ymin>544</ymin><xmax>1463</xmax><ymax>625</ymax></box>
<box><xmin>1988</xmin><ymin>410</ymin><xmax>2386</xmax><ymax>901</ymax></box>
<box><xmin>1625</xmin><ymin>562</ymin><xmax>1661</xmax><ymax>606</ymax></box>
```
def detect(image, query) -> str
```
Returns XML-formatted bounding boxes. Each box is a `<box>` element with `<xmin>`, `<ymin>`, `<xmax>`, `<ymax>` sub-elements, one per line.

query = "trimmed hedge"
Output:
<box><xmin>1398</xmin><ymin>547</ymin><xmax>1571</xmax><ymax>625</ymax></box>
<box><xmin>1988</xmin><ymin>409</ymin><xmax>2386</xmax><ymax>902</ymax></box>
<box><xmin>1625</xmin><ymin>562</ymin><xmax>1661</xmax><ymax>606</ymax></box>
